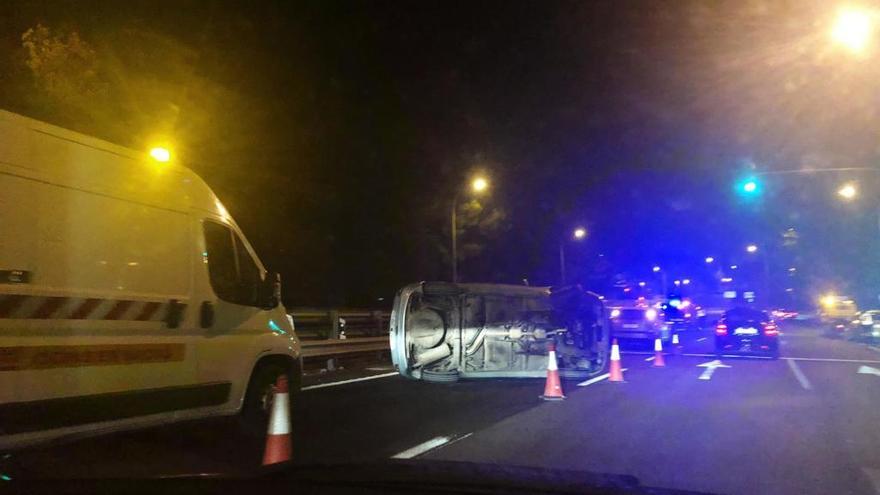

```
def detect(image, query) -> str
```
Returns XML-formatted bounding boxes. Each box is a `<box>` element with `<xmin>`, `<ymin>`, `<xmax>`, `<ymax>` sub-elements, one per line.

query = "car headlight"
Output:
<box><xmin>645</xmin><ymin>308</ymin><xmax>657</xmax><ymax>321</ymax></box>
<box><xmin>610</xmin><ymin>309</ymin><xmax>621</xmax><ymax>318</ymax></box>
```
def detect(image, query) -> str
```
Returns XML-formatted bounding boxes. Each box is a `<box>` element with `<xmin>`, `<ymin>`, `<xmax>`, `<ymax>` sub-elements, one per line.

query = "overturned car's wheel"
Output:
<box><xmin>421</xmin><ymin>369</ymin><xmax>460</xmax><ymax>383</ymax></box>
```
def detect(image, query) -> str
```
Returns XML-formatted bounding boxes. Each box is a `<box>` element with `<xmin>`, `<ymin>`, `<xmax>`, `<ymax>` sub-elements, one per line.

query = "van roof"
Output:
<box><xmin>0</xmin><ymin>109</ymin><xmax>227</xmax><ymax>218</ymax></box>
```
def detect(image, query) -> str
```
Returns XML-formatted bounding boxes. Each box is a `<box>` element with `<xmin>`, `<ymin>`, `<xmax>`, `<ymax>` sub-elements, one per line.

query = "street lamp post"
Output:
<box><xmin>559</xmin><ymin>227</ymin><xmax>587</xmax><ymax>285</ymax></box>
<box><xmin>746</xmin><ymin>244</ymin><xmax>771</xmax><ymax>305</ymax></box>
<box><xmin>653</xmin><ymin>265</ymin><xmax>668</xmax><ymax>294</ymax></box>
<box><xmin>451</xmin><ymin>177</ymin><xmax>488</xmax><ymax>283</ymax></box>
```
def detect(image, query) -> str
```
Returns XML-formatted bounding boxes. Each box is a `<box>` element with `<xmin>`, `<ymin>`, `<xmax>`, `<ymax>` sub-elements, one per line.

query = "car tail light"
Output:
<box><xmin>715</xmin><ymin>323</ymin><xmax>728</xmax><ymax>336</ymax></box>
<box><xmin>764</xmin><ymin>322</ymin><xmax>778</xmax><ymax>337</ymax></box>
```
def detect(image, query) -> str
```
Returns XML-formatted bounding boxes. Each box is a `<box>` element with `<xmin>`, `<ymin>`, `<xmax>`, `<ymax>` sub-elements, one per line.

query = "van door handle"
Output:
<box><xmin>200</xmin><ymin>301</ymin><xmax>215</xmax><ymax>329</ymax></box>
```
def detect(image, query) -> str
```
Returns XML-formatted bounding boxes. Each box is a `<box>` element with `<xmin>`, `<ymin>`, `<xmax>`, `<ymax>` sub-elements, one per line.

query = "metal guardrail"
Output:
<box><xmin>290</xmin><ymin>308</ymin><xmax>391</xmax><ymax>340</ymax></box>
<box><xmin>290</xmin><ymin>308</ymin><xmax>391</xmax><ymax>359</ymax></box>
<box><xmin>300</xmin><ymin>336</ymin><xmax>389</xmax><ymax>358</ymax></box>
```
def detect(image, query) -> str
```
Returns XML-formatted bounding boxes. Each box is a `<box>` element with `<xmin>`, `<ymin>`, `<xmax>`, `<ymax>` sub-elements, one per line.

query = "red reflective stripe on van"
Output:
<box><xmin>30</xmin><ymin>297</ymin><xmax>68</xmax><ymax>319</ymax></box>
<box><xmin>103</xmin><ymin>300</ymin><xmax>134</xmax><ymax>320</ymax></box>
<box><xmin>0</xmin><ymin>295</ymin><xmax>27</xmax><ymax>318</ymax></box>
<box><xmin>134</xmin><ymin>302</ymin><xmax>161</xmax><ymax>321</ymax></box>
<box><xmin>70</xmin><ymin>298</ymin><xmax>102</xmax><ymax>319</ymax></box>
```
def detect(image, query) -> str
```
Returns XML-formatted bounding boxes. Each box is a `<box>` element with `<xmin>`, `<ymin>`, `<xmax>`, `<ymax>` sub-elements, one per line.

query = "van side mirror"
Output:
<box><xmin>258</xmin><ymin>272</ymin><xmax>281</xmax><ymax>309</ymax></box>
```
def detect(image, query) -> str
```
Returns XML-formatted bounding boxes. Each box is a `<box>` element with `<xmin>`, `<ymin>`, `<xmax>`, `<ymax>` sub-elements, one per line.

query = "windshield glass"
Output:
<box><xmin>3</xmin><ymin>2</ymin><xmax>880</xmax><ymax>494</ymax></box>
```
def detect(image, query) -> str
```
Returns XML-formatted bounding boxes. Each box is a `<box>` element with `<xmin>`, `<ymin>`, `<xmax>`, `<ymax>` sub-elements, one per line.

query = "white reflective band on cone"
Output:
<box><xmin>672</xmin><ymin>334</ymin><xmax>680</xmax><ymax>345</ymax></box>
<box><xmin>268</xmin><ymin>392</ymin><xmax>290</xmax><ymax>435</ymax></box>
<box><xmin>547</xmin><ymin>351</ymin><xmax>558</xmax><ymax>371</ymax></box>
<box><xmin>611</xmin><ymin>344</ymin><xmax>620</xmax><ymax>361</ymax></box>
<box><xmin>654</xmin><ymin>338</ymin><xmax>663</xmax><ymax>352</ymax></box>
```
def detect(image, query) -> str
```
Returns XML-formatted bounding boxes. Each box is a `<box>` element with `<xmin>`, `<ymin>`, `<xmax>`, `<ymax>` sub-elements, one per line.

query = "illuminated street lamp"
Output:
<box><xmin>149</xmin><ymin>146</ymin><xmax>171</xmax><ymax>163</ymax></box>
<box><xmin>472</xmin><ymin>177</ymin><xmax>488</xmax><ymax>193</ymax></box>
<box><xmin>652</xmin><ymin>265</ymin><xmax>661</xmax><ymax>273</ymax></box>
<box><xmin>451</xmin><ymin>176</ymin><xmax>490</xmax><ymax>282</ymax></box>
<box><xmin>683</xmin><ymin>279</ymin><xmax>691</xmax><ymax>285</ymax></box>
<box><xmin>705</xmin><ymin>256</ymin><xmax>714</xmax><ymax>264</ymax></box>
<box><xmin>559</xmin><ymin>226</ymin><xmax>588</xmax><ymax>285</ymax></box>
<box><xmin>838</xmin><ymin>182</ymin><xmax>857</xmax><ymax>200</ymax></box>
<box><xmin>832</xmin><ymin>7</ymin><xmax>874</xmax><ymax>55</ymax></box>
<box><xmin>638</xmin><ymin>281</ymin><xmax>646</xmax><ymax>287</ymax></box>
<box><xmin>746</xmin><ymin>244</ymin><xmax>758</xmax><ymax>254</ymax></box>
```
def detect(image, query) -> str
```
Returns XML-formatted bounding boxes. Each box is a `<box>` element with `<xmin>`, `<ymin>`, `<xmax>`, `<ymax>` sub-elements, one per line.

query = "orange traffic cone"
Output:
<box><xmin>262</xmin><ymin>375</ymin><xmax>292</xmax><ymax>465</ymax></box>
<box><xmin>608</xmin><ymin>339</ymin><xmax>624</xmax><ymax>382</ymax></box>
<box><xmin>540</xmin><ymin>342</ymin><xmax>566</xmax><ymax>400</ymax></box>
<box><xmin>652</xmin><ymin>338</ymin><xmax>666</xmax><ymax>367</ymax></box>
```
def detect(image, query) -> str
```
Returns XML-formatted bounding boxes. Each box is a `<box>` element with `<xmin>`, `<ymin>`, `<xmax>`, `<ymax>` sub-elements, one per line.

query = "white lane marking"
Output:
<box><xmin>786</xmin><ymin>359</ymin><xmax>813</xmax><ymax>390</ymax></box>
<box><xmin>626</xmin><ymin>351</ymin><xmax>880</xmax><ymax>364</ymax></box>
<box><xmin>301</xmin><ymin>372</ymin><xmax>398</xmax><ymax>391</ymax></box>
<box><xmin>684</xmin><ymin>352</ymin><xmax>773</xmax><ymax>360</ymax></box>
<box><xmin>783</xmin><ymin>357</ymin><xmax>880</xmax><ymax>364</ymax></box>
<box><xmin>576</xmin><ymin>369</ymin><xmax>628</xmax><ymax>387</ymax></box>
<box><xmin>697</xmin><ymin>337</ymin><xmax>707</xmax><ymax>342</ymax></box>
<box><xmin>697</xmin><ymin>360</ymin><xmax>731</xmax><ymax>381</ymax></box>
<box><xmin>645</xmin><ymin>356</ymin><xmax>655</xmax><ymax>361</ymax></box>
<box><xmin>868</xmin><ymin>346</ymin><xmax>880</xmax><ymax>354</ymax></box>
<box><xmin>366</xmin><ymin>366</ymin><xmax>393</xmax><ymax>371</ymax></box>
<box><xmin>858</xmin><ymin>365</ymin><xmax>880</xmax><ymax>377</ymax></box>
<box><xmin>392</xmin><ymin>434</ymin><xmax>471</xmax><ymax>459</ymax></box>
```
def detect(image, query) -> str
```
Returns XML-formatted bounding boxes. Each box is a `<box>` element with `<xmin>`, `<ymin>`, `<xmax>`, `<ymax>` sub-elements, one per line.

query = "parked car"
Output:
<box><xmin>715</xmin><ymin>307</ymin><xmax>779</xmax><ymax>358</ymax></box>
<box><xmin>389</xmin><ymin>283</ymin><xmax>611</xmax><ymax>382</ymax></box>
<box><xmin>661</xmin><ymin>296</ymin><xmax>697</xmax><ymax>332</ymax></box>
<box><xmin>608</xmin><ymin>303</ymin><xmax>669</xmax><ymax>342</ymax></box>
<box><xmin>852</xmin><ymin>310</ymin><xmax>880</xmax><ymax>344</ymax></box>
<box><xmin>819</xmin><ymin>296</ymin><xmax>859</xmax><ymax>338</ymax></box>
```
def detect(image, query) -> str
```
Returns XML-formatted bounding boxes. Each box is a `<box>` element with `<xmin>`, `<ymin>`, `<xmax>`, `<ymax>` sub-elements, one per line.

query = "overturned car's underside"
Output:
<box><xmin>390</xmin><ymin>282</ymin><xmax>611</xmax><ymax>382</ymax></box>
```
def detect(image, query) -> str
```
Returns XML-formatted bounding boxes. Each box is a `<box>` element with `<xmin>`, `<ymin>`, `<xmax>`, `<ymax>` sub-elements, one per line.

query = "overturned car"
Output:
<box><xmin>390</xmin><ymin>282</ymin><xmax>611</xmax><ymax>382</ymax></box>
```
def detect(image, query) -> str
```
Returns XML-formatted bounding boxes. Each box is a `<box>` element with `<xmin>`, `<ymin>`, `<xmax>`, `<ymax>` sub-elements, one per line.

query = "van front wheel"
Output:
<box><xmin>240</xmin><ymin>359</ymin><xmax>300</xmax><ymax>435</ymax></box>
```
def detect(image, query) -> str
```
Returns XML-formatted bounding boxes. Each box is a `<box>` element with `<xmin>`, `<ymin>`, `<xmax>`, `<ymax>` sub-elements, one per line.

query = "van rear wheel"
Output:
<box><xmin>240</xmin><ymin>360</ymin><xmax>299</xmax><ymax>435</ymax></box>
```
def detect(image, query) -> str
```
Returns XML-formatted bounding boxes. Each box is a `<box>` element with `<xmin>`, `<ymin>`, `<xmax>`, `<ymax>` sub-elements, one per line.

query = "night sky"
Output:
<box><xmin>2</xmin><ymin>1</ymin><xmax>878</xmax><ymax>307</ymax></box>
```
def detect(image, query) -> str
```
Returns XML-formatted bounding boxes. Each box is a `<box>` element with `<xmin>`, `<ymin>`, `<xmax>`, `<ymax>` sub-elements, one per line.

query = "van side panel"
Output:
<box><xmin>0</xmin><ymin>170</ymin><xmax>197</xmax><ymax>432</ymax></box>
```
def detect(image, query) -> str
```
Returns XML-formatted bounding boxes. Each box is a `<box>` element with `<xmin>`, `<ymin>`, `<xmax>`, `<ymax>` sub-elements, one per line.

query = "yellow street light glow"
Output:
<box><xmin>471</xmin><ymin>177</ymin><xmax>488</xmax><ymax>193</ymax></box>
<box><xmin>573</xmin><ymin>227</ymin><xmax>587</xmax><ymax>239</ymax></box>
<box><xmin>832</xmin><ymin>7</ymin><xmax>873</xmax><ymax>54</ymax></box>
<box><xmin>838</xmin><ymin>183</ymin><xmax>857</xmax><ymax>200</ymax></box>
<box><xmin>149</xmin><ymin>147</ymin><xmax>171</xmax><ymax>163</ymax></box>
<box><xmin>821</xmin><ymin>294</ymin><xmax>837</xmax><ymax>307</ymax></box>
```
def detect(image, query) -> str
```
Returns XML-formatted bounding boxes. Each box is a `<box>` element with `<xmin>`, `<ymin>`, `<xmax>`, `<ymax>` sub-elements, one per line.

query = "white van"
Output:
<box><xmin>0</xmin><ymin>109</ymin><xmax>300</xmax><ymax>449</ymax></box>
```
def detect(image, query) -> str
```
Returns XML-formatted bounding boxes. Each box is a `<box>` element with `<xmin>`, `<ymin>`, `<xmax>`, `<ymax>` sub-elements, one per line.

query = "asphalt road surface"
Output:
<box><xmin>8</xmin><ymin>321</ymin><xmax>880</xmax><ymax>494</ymax></box>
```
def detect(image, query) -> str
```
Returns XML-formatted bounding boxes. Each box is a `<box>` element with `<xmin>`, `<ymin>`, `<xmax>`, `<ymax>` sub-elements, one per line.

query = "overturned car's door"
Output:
<box><xmin>390</xmin><ymin>282</ymin><xmax>610</xmax><ymax>383</ymax></box>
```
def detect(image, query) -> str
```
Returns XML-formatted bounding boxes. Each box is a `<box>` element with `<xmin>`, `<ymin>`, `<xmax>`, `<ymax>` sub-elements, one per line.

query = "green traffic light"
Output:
<box><xmin>736</xmin><ymin>177</ymin><xmax>760</xmax><ymax>196</ymax></box>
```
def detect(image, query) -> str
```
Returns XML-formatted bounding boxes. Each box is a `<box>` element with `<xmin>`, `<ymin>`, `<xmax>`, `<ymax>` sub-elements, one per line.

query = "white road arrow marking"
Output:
<box><xmin>576</xmin><ymin>369</ymin><xmax>628</xmax><ymax>387</ymax></box>
<box><xmin>858</xmin><ymin>365</ymin><xmax>880</xmax><ymax>377</ymax></box>
<box><xmin>697</xmin><ymin>359</ymin><xmax>731</xmax><ymax>381</ymax></box>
